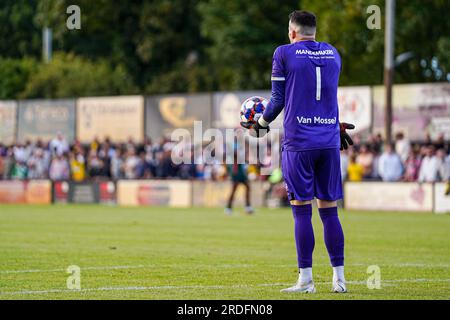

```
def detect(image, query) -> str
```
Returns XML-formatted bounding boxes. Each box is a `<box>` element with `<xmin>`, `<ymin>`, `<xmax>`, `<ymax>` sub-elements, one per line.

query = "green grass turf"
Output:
<box><xmin>0</xmin><ymin>204</ymin><xmax>449</xmax><ymax>300</ymax></box>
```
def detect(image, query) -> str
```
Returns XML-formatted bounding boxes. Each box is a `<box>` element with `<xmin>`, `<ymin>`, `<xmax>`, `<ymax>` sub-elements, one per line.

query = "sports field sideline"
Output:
<box><xmin>0</xmin><ymin>205</ymin><xmax>448</xmax><ymax>300</ymax></box>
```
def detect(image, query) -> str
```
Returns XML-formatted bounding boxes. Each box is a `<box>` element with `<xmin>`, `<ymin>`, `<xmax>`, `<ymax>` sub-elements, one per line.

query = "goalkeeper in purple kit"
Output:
<box><xmin>241</xmin><ymin>10</ymin><xmax>354</xmax><ymax>293</ymax></box>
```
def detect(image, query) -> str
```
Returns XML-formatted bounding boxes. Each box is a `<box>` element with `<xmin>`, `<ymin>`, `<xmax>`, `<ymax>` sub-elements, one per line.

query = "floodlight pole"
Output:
<box><xmin>384</xmin><ymin>0</ymin><xmax>395</xmax><ymax>144</ymax></box>
<box><xmin>42</xmin><ymin>27</ymin><xmax>52</xmax><ymax>63</ymax></box>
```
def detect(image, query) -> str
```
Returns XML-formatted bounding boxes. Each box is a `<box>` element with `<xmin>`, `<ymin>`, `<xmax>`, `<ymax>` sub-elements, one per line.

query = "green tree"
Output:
<box><xmin>0</xmin><ymin>58</ymin><xmax>38</xmax><ymax>99</ymax></box>
<box><xmin>299</xmin><ymin>0</ymin><xmax>384</xmax><ymax>85</ymax></box>
<box><xmin>198</xmin><ymin>0</ymin><xmax>298</xmax><ymax>90</ymax></box>
<box><xmin>0</xmin><ymin>0</ymin><xmax>41</xmax><ymax>58</ymax></box>
<box><xmin>302</xmin><ymin>0</ymin><xmax>449</xmax><ymax>85</ymax></box>
<box><xmin>35</xmin><ymin>0</ymin><xmax>207</xmax><ymax>93</ymax></box>
<box><xmin>394</xmin><ymin>0</ymin><xmax>449</xmax><ymax>83</ymax></box>
<box><xmin>19</xmin><ymin>52</ymin><xmax>137</xmax><ymax>99</ymax></box>
<box><xmin>0</xmin><ymin>0</ymin><xmax>448</xmax><ymax>99</ymax></box>
<box><xmin>34</xmin><ymin>0</ymin><xmax>144</xmax><ymax>83</ymax></box>
<box><xmin>137</xmin><ymin>0</ymin><xmax>209</xmax><ymax>93</ymax></box>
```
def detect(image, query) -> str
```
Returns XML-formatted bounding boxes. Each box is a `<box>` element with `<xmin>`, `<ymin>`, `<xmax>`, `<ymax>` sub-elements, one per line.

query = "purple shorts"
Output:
<box><xmin>282</xmin><ymin>148</ymin><xmax>343</xmax><ymax>201</ymax></box>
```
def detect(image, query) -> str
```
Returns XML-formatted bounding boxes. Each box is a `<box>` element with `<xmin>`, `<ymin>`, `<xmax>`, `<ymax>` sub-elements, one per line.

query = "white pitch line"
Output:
<box><xmin>1</xmin><ymin>279</ymin><xmax>449</xmax><ymax>296</ymax></box>
<box><xmin>0</xmin><ymin>265</ymin><xmax>148</xmax><ymax>274</ymax></box>
<box><xmin>1</xmin><ymin>262</ymin><xmax>448</xmax><ymax>275</ymax></box>
<box><xmin>0</xmin><ymin>284</ymin><xmax>247</xmax><ymax>296</ymax></box>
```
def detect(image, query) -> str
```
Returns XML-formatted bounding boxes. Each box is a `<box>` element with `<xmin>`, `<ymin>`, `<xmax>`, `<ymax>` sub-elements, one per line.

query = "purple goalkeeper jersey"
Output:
<box><xmin>263</xmin><ymin>40</ymin><xmax>342</xmax><ymax>151</ymax></box>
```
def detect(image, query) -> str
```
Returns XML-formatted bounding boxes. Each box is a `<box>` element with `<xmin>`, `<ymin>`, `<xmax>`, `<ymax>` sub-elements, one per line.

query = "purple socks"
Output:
<box><xmin>291</xmin><ymin>205</ymin><xmax>345</xmax><ymax>269</ymax></box>
<box><xmin>319</xmin><ymin>207</ymin><xmax>345</xmax><ymax>267</ymax></box>
<box><xmin>292</xmin><ymin>204</ymin><xmax>315</xmax><ymax>268</ymax></box>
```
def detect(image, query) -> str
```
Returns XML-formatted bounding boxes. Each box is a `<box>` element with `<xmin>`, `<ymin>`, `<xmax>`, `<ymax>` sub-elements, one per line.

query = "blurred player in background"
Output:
<box><xmin>224</xmin><ymin>150</ymin><xmax>254</xmax><ymax>215</ymax></box>
<box><xmin>242</xmin><ymin>10</ymin><xmax>354</xmax><ymax>293</ymax></box>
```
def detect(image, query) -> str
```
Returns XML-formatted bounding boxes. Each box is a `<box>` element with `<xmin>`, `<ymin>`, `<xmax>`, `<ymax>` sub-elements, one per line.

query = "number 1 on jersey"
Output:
<box><xmin>316</xmin><ymin>67</ymin><xmax>321</xmax><ymax>101</ymax></box>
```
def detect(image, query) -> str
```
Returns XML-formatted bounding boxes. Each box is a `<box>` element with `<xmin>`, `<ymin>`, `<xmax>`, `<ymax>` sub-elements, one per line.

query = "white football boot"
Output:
<box><xmin>244</xmin><ymin>206</ymin><xmax>255</xmax><ymax>214</ymax></box>
<box><xmin>331</xmin><ymin>266</ymin><xmax>347</xmax><ymax>293</ymax></box>
<box><xmin>332</xmin><ymin>279</ymin><xmax>347</xmax><ymax>293</ymax></box>
<box><xmin>224</xmin><ymin>207</ymin><xmax>232</xmax><ymax>215</ymax></box>
<box><xmin>281</xmin><ymin>268</ymin><xmax>316</xmax><ymax>293</ymax></box>
<box><xmin>280</xmin><ymin>280</ymin><xmax>316</xmax><ymax>293</ymax></box>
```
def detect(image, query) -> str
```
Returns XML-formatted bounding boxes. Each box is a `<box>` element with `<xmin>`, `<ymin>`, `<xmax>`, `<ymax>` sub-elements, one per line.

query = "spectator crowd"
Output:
<box><xmin>341</xmin><ymin>132</ymin><xmax>450</xmax><ymax>183</ymax></box>
<box><xmin>0</xmin><ymin>133</ymin><xmax>258</xmax><ymax>182</ymax></box>
<box><xmin>1</xmin><ymin>131</ymin><xmax>449</xmax><ymax>184</ymax></box>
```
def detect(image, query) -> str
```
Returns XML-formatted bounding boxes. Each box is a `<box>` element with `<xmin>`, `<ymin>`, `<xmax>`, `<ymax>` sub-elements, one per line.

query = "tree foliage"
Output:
<box><xmin>198</xmin><ymin>0</ymin><xmax>298</xmax><ymax>90</ymax></box>
<box><xmin>0</xmin><ymin>0</ymin><xmax>448</xmax><ymax>99</ymax></box>
<box><xmin>19</xmin><ymin>53</ymin><xmax>137</xmax><ymax>99</ymax></box>
<box><xmin>0</xmin><ymin>57</ymin><xmax>38</xmax><ymax>99</ymax></box>
<box><xmin>0</xmin><ymin>0</ymin><xmax>40</xmax><ymax>59</ymax></box>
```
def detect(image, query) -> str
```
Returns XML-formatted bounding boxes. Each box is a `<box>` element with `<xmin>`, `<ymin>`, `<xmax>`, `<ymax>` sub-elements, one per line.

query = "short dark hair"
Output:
<box><xmin>289</xmin><ymin>10</ymin><xmax>316</xmax><ymax>28</ymax></box>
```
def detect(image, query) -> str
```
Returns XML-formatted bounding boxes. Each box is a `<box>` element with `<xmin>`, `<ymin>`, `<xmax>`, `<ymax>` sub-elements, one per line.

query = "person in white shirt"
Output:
<box><xmin>395</xmin><ymin>132</ymin><xmax>411</xmax><ymax>163</ymax></box>
<box><xmin>13</xmin><ymin>144</ymin><xmax>27</xmax><ymax>163</ymax></box>
<box><xmin>418</xmin><ymin>146</ymin><xmax>441</xmax><ymax>182</ymax></box>
<box><xmin>436</xmin><ymin>149</ymin><xmax>449</xmax><ymax>181</ymax></box>
<box><xmin>49</xmin><ymin>132</ymin><xmax>69</xmax><ymax>156</ymax></box>
<box><xmin>124</xmin><ymin>148</ymin><xmax>140</xmax><ymax>179</ymax></box>
<box><xmin>49</xmin><ymin>153</ymin><xmax>70</xmax><ymax>181</ymax></box>
<box><xmin>27</xmin><ymin>148</ymin><xmax>48</xmax><ymax>179</ymax></box>
<box><xmin>378</xmin><ymin>143</ymin><xmax>403</xmax><ymax>182</ymax></box>
<box><xmin>340</xmin><ymin>149</ymin><xmax>349</xmax><ymax>181</ymax></box>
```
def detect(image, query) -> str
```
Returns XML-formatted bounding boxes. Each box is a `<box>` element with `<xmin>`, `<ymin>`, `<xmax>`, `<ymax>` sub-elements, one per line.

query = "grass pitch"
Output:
<box><xmin>0</xmin><ymin>204</ymin><xmax>448</xmax><ymax>300</ymax></box>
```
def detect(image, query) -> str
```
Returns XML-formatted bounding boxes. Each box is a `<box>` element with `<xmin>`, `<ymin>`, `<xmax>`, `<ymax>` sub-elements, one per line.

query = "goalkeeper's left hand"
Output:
<box><xmin>339</xmin><ymin>122</ymin><xmax>355</xmax><ymax>150</ymax></box>
<box><xmin>240</xmin><ymin>118</ymin><xmax>270</xmax><ymax>138</ymax></box>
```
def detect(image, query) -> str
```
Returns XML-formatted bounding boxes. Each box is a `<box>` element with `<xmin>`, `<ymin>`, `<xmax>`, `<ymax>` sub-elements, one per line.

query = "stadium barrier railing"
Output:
<box><xmin>344</xmin><ymin>181</ymin><xmax>449</xmax><ymax>214</ymax></box>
